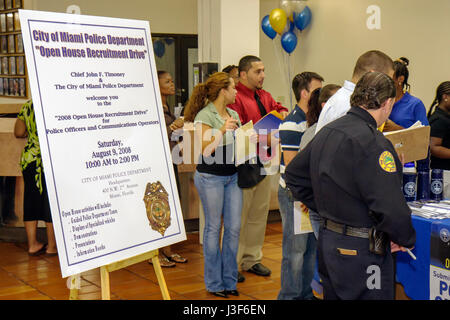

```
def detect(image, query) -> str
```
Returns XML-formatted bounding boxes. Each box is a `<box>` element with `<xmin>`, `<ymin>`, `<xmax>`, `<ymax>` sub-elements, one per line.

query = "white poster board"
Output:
<box><xmin>19</xmin><ymin>10</ymin><xmax>186</xmax><ymax>278</ymax></box>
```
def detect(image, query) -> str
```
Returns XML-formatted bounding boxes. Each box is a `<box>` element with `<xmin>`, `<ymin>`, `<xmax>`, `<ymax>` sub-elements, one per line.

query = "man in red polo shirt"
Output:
<box><xmin>228</xmin><ymin>55</ymin><xmax>288</xmax><ymax>282</ymax></box>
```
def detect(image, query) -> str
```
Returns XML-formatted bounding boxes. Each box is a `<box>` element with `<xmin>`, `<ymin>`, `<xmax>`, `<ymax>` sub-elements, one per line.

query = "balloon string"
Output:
<box><xmin>288</xmin><ymin>54</ymin><xmax>292</xmax><ymax>108</ymax></box>
<box><xmin>272</xmin><ymin>38</ymin><xmax>291</xmax><ymax>110</ymax></box>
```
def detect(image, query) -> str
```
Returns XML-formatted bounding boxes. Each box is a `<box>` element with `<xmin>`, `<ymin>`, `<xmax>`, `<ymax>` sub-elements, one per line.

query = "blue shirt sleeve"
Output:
<box><xmin>413</xmin><ymin>100</ymin><xmax>429</xmax><ymax>126</ymax></box>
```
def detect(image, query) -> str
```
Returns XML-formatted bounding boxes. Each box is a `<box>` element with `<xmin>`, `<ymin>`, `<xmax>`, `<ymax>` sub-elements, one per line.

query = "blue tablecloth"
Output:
<box><xmin>396</xmin><ymin>216</ymin><xmax>450</xmax><ymax>300</ymax></box>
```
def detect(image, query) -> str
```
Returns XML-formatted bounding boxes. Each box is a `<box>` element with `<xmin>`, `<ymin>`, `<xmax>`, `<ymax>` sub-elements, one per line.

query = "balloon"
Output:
<box><xmin>294</xmin><ymin>5</ymin><xmax>312</xmax><ymax>31</ymax></box>
<box><xmin>281</xmin><ymin>19</ymin><xmax>295</xmax><ymax>34</ymax></box>
<box><xmin>261</xmin><ymin>15</ymin><xmax>277</xmax><ymax>39</ymax></box>
<box><xmin>281</xmin><ymin>31</ymin><xmax>297</xmax><ymax>54</ymax></box>
<box><xmin>269</xmin><ymin>8</ymin><xmax>287</xmax><ymax>34</ymax></box>
<box><xmin>289</xmin><ymin>19</ymin><xmax>295</xmax><ymax>32</ymax></box>
<box><xmin>164</xmin><ymin>38</ymin><xmax>174</xmax><ymax>45</ymax></box>
<box><xmin>280</xmin><ymin>0</ymin><xmax>306</xmax><ymax>21</ymax></box>
<box><xmin>153</xmin><ymin>40</ymin><xmax>165</xmax><ymax>58</ymax></box>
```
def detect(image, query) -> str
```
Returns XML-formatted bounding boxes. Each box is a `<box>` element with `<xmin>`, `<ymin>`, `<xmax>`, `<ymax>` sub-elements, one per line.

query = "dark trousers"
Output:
<box><xmin>318</xmin><ymin>227</ymin><xmax>394</xmax><ymax>300</ymax></box>
<box><xmin>0</xmin><ymin>176</ymin><xmax>16</xmax><ymax>223</ymax></box>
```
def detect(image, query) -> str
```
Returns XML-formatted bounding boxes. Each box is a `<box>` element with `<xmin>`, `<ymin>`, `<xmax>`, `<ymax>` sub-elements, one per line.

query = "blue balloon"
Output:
<box><xmin>164</xmin><ymin>37</ymin><xmax>174</xmax><ymax>45</ymax></box>
<box><xmin>153</xmin><ymin>40</ymin><xmax>165</xmax><ymax>58</ymax></box>
<box><xmin>281</xmin><ymin>31</ymin><xmax>297</xmax><ymax>54</ymax></box>
<box><xmin>294</xmin><ymin>6</ymin><xmax>312</xmax><ymax>31</ymax></box>
<box><xmin>261</xmin><ymin>14</ymin><xmax>277</xmax><ymax>39</ymax></box>
<box><xmin>288</xmin><ymin>20</ymin><xmax>295</xmax><ymax>32</ymax></box>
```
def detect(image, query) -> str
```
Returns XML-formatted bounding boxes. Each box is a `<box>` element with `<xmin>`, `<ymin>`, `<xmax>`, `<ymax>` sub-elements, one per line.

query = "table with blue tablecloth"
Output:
<box><xmin>396</xmin><ymin>215</ymin><xmax>450</xmax><ymax>300</ymax></box>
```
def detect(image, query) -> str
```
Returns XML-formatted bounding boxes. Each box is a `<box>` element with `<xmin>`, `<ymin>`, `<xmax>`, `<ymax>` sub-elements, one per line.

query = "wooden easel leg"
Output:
<box><xmin>151</xmin><ymin>250</ymin><xmax>171</xmax><ymax>300</ymax></box>
<box><xmin>68</xmin><ymin>273</ymin><xmax>80</xmax><ymax>300</ymax></box>
<box><xmin>100</xmin><ymin>266</ymin><xmax>111</xmax><ymax>300</ymax></box>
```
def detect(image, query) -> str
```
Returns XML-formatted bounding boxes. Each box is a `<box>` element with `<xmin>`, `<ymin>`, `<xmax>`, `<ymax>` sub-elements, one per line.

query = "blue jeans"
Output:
<box><xmin>309</xmin><ymin>209</ymin><xmax>322</xmax><ymax>240</ymax></box>
<box><xmin>277</xmin><ymin>185</ymin><xmax>317</xmax><ymax>300</ymax></box>
<box><xmin>194</xmin><ymin>171</ymin><xmax>242</xmax><ymax>292</ymax></box>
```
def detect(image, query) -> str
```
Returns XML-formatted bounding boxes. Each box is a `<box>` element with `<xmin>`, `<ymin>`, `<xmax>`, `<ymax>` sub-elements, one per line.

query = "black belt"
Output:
<box><xmin>323</xmin><ymin>219</ymin><xmax>371</xmax><ymax>239</ymax></box>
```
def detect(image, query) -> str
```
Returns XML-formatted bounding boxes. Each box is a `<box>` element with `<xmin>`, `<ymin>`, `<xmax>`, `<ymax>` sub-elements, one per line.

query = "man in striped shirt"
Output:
<box><xmin>278</xmin><ymin>72</ymin><xmax>323</xmax><ymax>300</ymax></box>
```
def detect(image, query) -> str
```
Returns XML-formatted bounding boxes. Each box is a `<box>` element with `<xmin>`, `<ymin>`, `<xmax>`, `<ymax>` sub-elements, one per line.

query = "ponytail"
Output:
<box><xmin>306</xmin><ymin>88</ymin><xmax>322</xmax><ymax>126</ymax></box>
<box><xmin>184</xmin><ymin>72</ymin><xmax>232</xmax><ymax>122</ymax></box>
<box><xmin>428</xmin><ymin>81</ymin><xmax>450</xmax><ymax>118</ymax></box>
<box><xmin>427</xmin><ymin>98</ymin><xmax>439</xmax><ymax>118</ymax></box>
<box><xmin>184</xmin><ymin>83</ymin><xmax>208</xmax><ymax>122</ymax></box>
<box><xmin>394</xmin><ymin>57</ymin><xmax>410</xmax><ymax>92</ymax></box>
<box><xmin>307</xmin><ymin>84</ymin><xmax>341</xmax><ymax>126</ymax></box>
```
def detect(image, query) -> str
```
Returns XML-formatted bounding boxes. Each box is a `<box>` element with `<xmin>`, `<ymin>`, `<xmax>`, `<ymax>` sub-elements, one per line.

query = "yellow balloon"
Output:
<box><xmin>269</xmin><ymin>8</ymin><xmax>287</xmax><ymax>34</ymax></box>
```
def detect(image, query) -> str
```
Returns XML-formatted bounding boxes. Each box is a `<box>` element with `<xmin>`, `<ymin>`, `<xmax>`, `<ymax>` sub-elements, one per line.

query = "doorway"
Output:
<box><xmin>151</xmin><ymin>34</ymin><xmax>198</xmax><ymax>112</ymax></box>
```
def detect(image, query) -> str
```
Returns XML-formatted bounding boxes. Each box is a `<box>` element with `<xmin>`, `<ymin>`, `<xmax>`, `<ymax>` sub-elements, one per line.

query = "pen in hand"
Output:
<box><xmin>406</xmin><ymin>248</ymin><xmax>417</xmax><ymax>260</ymax></box>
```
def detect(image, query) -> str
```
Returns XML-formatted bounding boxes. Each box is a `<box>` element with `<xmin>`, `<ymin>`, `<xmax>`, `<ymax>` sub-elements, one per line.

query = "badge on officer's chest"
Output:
<box><xmin>378</xmin><ymin>151</ymin><xmax>396</xmax><ymax>173</ymax></box>
<box><xmin>143</xmin><ymin>181</ymin><xmax>171</xmax><ymax>236</ymax></box>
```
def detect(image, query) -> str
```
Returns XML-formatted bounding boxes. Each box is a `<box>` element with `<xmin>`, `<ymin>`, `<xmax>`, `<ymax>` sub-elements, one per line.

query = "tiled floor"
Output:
<box><xmin>0</xmin><ymin>220</ymin><xmax>284</xmax><ymax>300</ymax></box>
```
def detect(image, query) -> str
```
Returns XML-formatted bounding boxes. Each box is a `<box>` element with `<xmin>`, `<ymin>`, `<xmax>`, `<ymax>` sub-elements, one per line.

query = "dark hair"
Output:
<box><xmin>352</xmin><ymin>50</ymin><xmax>394</xmax><ymax>81</ymax></box>
<box><xmin>157</xmin><ymin>70</ymin><xmax>169</xmax><ymax>78</ymax></box>
<box><xmin>184</xmin><ymin>72</ymin><xmax>232</xmax><ymax>122</ymax></box>
<box><xmin>350</xmin><ymin>71</ymin><xmax>396</xmax><ymax>110</ymax></box>
<box><xmin>292</xmin><ymin>72</ymin><xmax>324</xmax><ymax>102</ymax></box>
<box><xmin>222</xmin><ymin>65</ymin><xmax>238</xmax><ymax>73</ymax></box>
<box><xmin>238</xmin><ymin>55</ymin><xmax>261</xmax><ymax>74</ymax></box>
<box><xmin>427</xmin><ymin>81</ymin><xmax>450</xmax><ymax>117</ymax></box>
<box><xmin>306</xmin><ymin>84</ymin><xmax>341</xmax><ymax>126</ymax></box>
<box><xmin>394</xmin><ymin>57</ymin><xmax>410</xmax><ymax>92</ymax></box>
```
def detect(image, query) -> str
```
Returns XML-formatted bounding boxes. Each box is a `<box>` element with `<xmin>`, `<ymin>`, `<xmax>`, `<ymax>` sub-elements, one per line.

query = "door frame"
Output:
<box><xmin>151</xmin><ymin>33</ymin><xmax>198</xmax><ymax>105</ymax></box>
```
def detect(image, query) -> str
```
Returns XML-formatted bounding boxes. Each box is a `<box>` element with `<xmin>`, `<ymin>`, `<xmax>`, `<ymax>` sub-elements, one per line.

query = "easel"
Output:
<box><xmin>68</xmin><ymin>249</ymin><xmax>170</xmax><ymax>300</ymax></box>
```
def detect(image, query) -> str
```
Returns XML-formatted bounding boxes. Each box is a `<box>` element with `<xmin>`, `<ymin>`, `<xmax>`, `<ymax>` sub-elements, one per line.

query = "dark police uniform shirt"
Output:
<box><xmin>285</xmin><ymin>106</ymin><xmax>416</xmax><ymax>248</ymax></box>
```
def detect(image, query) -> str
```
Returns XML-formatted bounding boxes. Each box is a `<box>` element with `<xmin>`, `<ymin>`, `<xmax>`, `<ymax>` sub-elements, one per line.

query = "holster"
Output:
<box><xmin>368</xmin><ymin>227</ymin><xmax>389</xmax><ymax>255</ymax></box>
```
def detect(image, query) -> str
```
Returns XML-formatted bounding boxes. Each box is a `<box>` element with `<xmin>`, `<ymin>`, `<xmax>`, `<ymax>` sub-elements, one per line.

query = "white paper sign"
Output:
<box><xmin>430</xmin><ymin>266</ymin><xmax>450</xmax><ymax>300</ymax></box>
<box><xmin>19</xmin><ymin>10</ymin><xmax>186</xmax><ymax>277</ymax></box>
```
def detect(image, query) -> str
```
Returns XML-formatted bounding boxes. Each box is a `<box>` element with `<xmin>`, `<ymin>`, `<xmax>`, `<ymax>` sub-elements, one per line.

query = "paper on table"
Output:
<box><xmin>408</xmin><ymin>201</ymin><xmax>450</xmax><ymax>219</ymax></box>
<box><xmin>234</xmin><ymin>120</ymin><xmax>257</xmax><ymax>166</ymax></box>
<box><xmin>293</xmin><ymin>201</ymin><xmax>313</xmax><ymax>234</ymax></box>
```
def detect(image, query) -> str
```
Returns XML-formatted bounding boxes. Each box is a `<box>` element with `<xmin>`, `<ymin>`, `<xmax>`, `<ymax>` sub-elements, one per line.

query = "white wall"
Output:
<box><xmin>197</xmin><ymin>0</ymin><xmax>259</xmax><ymax>69</ymax></box>
<box><xmin>22</xmin><ymin>0</ymin><xmax>450</xmax><ymax>109</ymax></box>
<box><xmin>260</xmin><ymin>0</ymin><xmax>450</xmax><ymax>110</ymax></box>
<box><xmin>220</xmin><ymin>0</ymin><xmax>259</xmax><ymax>69</ymax></box>
<box><xmin>30</xmin><ymin>0</ymin><xmax>198</xmax><ymax>34</ymax></box>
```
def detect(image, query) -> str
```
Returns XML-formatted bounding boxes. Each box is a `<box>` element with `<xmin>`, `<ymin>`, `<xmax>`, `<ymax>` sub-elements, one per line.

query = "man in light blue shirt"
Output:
<box><xmin>316</xmin><ymin>50</ymin><xmax>395</xmax><ymax>134</ymax></box>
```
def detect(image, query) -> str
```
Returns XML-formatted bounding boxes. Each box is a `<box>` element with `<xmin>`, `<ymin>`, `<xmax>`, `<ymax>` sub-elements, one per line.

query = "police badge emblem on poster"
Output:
<box><xmin>143</xmin><ymin>181</ymin><xmax>171</xmax><ymax>236</ymax></box>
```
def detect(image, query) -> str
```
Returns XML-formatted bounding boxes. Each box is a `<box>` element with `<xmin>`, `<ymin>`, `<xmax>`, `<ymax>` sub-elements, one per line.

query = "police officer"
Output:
<box><xmin>285</xmin><ymin>71</ymin><xmax>416</xmax><ymax>300</ymax></box>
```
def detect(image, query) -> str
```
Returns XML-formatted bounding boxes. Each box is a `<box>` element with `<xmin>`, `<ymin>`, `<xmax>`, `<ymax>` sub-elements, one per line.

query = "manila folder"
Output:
<box><xmin>383</xmin><ymin>125</ymin><xmax>430</xmax><ymax>163</ymax></box>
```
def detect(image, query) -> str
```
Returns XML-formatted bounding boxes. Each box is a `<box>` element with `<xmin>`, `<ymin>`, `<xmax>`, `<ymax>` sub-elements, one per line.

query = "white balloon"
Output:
<box><xmin>280</xmin><ymin>0</ymin><xmax>306</xmax><ymax>17</ymax></box>
<box><xmin>280</xmin><ymin>0</ymin><xmax>294</xmax><ymax>19</ymax></box>
<box><xmin>66</xmin><ymin>4</ymin><xmax>81</xmax><ymax>14</ymax></box>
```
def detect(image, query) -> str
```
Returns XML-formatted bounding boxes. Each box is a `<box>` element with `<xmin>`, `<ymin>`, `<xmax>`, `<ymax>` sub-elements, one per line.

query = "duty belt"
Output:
<box><xmin>323</xmin><ymin>219</ymin><xmax>370</xmax><ymax>239</ymax></box>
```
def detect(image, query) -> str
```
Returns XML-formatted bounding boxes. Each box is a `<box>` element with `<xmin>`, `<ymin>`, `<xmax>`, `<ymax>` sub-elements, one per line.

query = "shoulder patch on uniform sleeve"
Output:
<box><xmin>378</xmin><ymin>151</ymin><xmax>397</xmax><ymax>173</ymax></box>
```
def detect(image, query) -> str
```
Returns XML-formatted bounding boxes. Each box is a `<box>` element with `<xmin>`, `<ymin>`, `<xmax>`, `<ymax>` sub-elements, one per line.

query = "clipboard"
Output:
<box><xmin>253</xmin><ymin>110</ymin><xmax>283</xmax><ymax>132</ymax></box>
<box><xmin>383</xmin><ymin>124</ymin><xmax>430</xmax><ymax>163</ymax></box>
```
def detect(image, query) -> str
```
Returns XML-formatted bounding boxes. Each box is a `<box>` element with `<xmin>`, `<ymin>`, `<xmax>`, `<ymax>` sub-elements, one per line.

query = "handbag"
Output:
<box><xmin>237</xmin><ymin>91</ymin><xmax>269</xmax><ymax>188</ymax></box>
<box><xmin>237</xmin><ymin>159</ymin><xmax>266</xmax><ymax>188</ymax></box>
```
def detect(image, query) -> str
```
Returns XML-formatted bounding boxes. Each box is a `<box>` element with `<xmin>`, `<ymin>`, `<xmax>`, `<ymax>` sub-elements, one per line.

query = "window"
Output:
<box><xmin>0</xmin><ymin>0</ymin><xmax>27</xmax><ymax>97</ymax></box>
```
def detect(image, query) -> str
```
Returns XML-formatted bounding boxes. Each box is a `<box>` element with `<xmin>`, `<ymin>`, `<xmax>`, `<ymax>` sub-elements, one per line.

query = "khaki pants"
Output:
<box><xmin>237</xmin><ymin>174</ymin><xmax>274</xmax><ymax>271</ymax></box>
